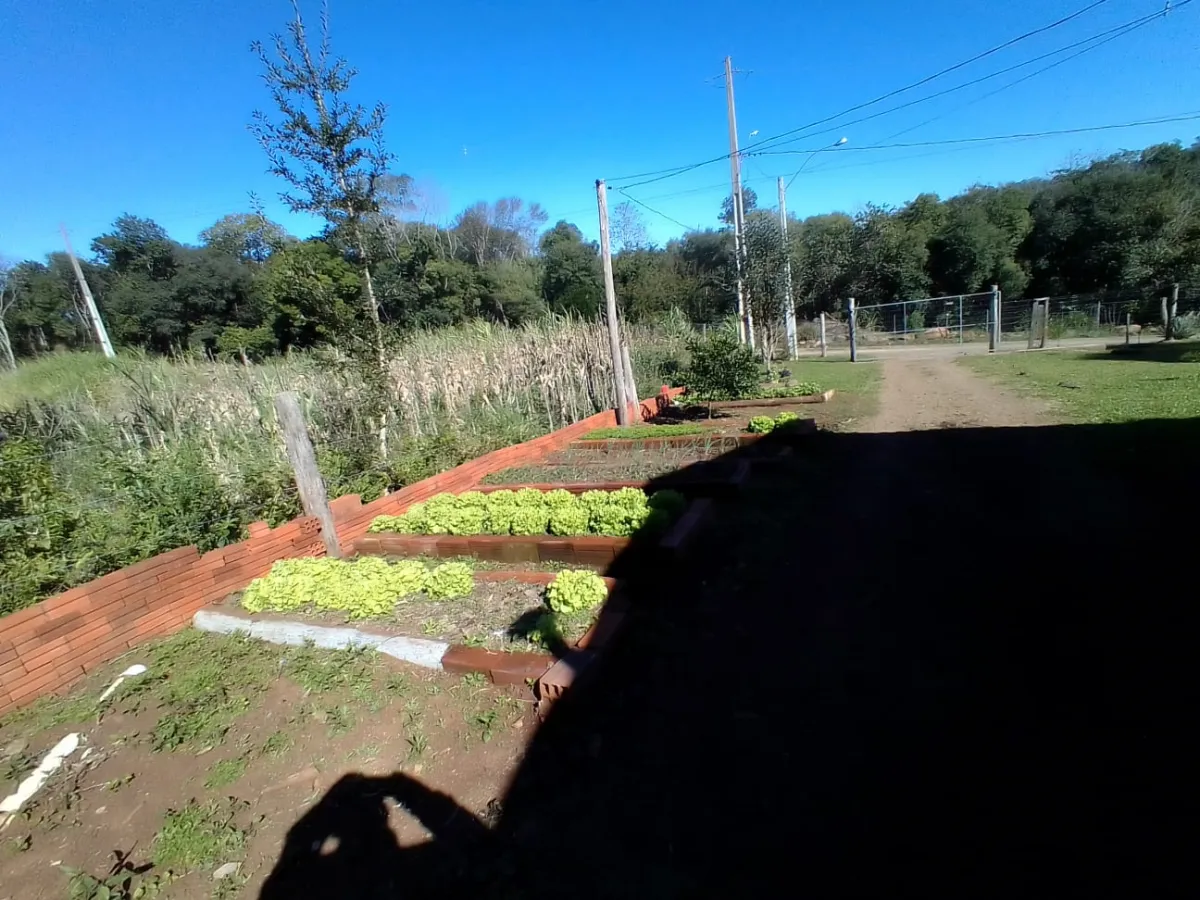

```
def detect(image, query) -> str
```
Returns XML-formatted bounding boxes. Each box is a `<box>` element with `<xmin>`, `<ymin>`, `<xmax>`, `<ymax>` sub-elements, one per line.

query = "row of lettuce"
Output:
<box><xmin>239</xmin><ymin>556</ymin><xmax>607</xmax><ymax>618</ymax></box>
<box><xmin>367</xmin><ymin>487</ymin><xmax>686</xmax><ymax>538</ymax></box>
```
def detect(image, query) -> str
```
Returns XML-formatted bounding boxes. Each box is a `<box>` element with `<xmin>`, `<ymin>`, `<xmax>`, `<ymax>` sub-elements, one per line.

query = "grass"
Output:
<box><xmin>151</xmin><ymin>798</ymin><xmax>251</xmax><ymax>873</ymax></box>
<box><xmin>961</xmin><ymin>342</ymin><xmax>1200</xmax><ymax>423</ymax></box>
<box><xmin>580</xmin><ymin>424</ymin><xmax>705</xmax><ymax>440</ymax></box>
<box><xmin>765</xmin><ymin>360</ymin><xmax>883</xmax><ymax>431</ymax></box>
<box><xmin>204</xmin><ymin>757</ymin><xmax>248</xmax><ymax>790</ymax></box>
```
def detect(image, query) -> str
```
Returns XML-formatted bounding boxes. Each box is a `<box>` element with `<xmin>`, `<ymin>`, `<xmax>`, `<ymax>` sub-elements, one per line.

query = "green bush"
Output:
<box><xmin>546</xmin><ymin>570</ymin><xmax>608</xmax><ymax>614</ymax></box>
<box><xmin>425</xmin><ymin>562</ymin><xmax>475</xmax><ymax>600</ymax></box>
<box><xmin>680</xmin><ymin>330</ymin><xmax>760</xmax><ymax>401</ymax></box>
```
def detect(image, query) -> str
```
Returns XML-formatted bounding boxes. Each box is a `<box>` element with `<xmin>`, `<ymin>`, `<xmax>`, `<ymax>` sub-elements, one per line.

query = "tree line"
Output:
<box><xmin>3</xmin><ymin>136</ymin><xmax>1198</xmax><ymax>366</ymax></box>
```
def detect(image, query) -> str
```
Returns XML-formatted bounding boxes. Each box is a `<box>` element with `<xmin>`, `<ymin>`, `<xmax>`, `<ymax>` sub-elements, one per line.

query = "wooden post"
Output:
<box><xmin>1168</xmin><ymin>283</ymin><xmax>1180</xmax><ymax>339</ymax></box>
<box><xmin>61</xmin><ymin>225</ymin><xmax>116</xmax><ymax>358</ymax></box>
<box><xmin>1041</xmin><ymin>299</ymin><xmax>1050</xmax><ymax>347</ymax></box>
<box><xmin>958</xmin><ymin>295</ymin><xmax>964</xmax><ymax>343</ymax></box>
<box><xmin>274</xmin><ymin>392</ymin><xmax>341</xmax><ymax>558</ymax></box>
<box><xmin>595</xmin><ymin>180</ymin><xmax>630</xmax><ymax>424</ymax></box>
<box><xmin>988</xmin><ymin>285</ymin><xmax>998</xmax><ymax>352</ymax></box>
<box><xmin>1160</xmin><ymin>296</ymin><xmax>1168</xmax><ymax>334</ymax></box>
<box><xmin>1126</xmin><ymin>312</ymin><xmax>1131</xmax><ymax>346</ymax></box>
<box><xmin>1027</xmin><ymin>300</ymin><xmax>1038</xmax><ymax>350</ymax></box>
<box><xmin>819</xmin><ymin>312</ymin><xmax>827</xmax><ymax>358</ymax></box>
<box><xmin>848</xmin><ymin>297</ymin><xmax>858</xmax><ymax>363</ymax></box>
<box><xmin>620</xmin><ymin>341</ymin><xmax>639</xmax><ymax>420</ymax></box>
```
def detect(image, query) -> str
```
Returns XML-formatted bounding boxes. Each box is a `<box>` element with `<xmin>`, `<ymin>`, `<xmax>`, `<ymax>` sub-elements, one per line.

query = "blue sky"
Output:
<box><xmin>2</xmin><ymin>0</ymin><xmax>1198</xmax><ymax>262</ymax></box>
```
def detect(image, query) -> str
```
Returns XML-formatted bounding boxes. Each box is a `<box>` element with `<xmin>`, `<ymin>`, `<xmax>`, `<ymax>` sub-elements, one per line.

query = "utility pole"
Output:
<box><xmin>60</xmin><ymin>225</ymin><xmax>116</xmax><ymax>358</ymax></box>
<box><xmin>724</xmin><ymin>56</ymin><xmax>754</xmax><ymax>349</ymax></box>
<box><xmin>777</xmin><ymin>177</ymin><xmax>797</xmax><ymax>357</ymax></box>
<box><xmin>595</xmin><ymin>180</ymin><xmax>631</xmax><ymax>425</ymax></box>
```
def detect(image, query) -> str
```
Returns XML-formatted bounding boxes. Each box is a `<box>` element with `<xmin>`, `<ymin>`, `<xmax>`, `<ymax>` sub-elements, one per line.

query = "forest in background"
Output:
<box><xmin>3</xmin><ymin>136</ymin><xmax>1200</xmax><ymax>367</ymax></box>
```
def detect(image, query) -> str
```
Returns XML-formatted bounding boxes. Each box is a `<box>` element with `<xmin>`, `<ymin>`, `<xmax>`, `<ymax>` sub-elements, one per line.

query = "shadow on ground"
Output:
<box><xmin>259</xmin><ymin>416</ymin><xmax>1198</xmax><ymax>899</ymax></box>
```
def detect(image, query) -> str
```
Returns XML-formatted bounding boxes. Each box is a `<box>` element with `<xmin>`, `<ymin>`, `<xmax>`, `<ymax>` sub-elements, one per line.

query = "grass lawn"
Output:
<box><xmin>961</xmin><ymin>341</ymin><xmax>1200</xmax><ymax>424</ymax></box>
<box><xmin>772</xmin><ymin>359</ymin><xmax>882</xmax><ymax>430</ymax></box>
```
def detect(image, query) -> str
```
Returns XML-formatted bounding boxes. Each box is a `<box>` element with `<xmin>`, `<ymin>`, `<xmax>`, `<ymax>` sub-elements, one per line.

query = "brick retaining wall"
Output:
<box><xmin>0</xmin><ymin>388</ymin><xmax>683</xmax><ymax>715</ymax></box>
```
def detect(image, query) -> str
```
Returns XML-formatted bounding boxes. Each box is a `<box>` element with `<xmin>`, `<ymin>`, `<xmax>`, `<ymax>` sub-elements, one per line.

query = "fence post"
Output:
<box><xmin>1027</xmin><ymin>301</ymin><xmax>1038</xmax><ymax>350</ymax></box>
<box><xmin>1125</xmin><ymin>312</ymin><xmax>1131</xmax><ymax>346</ymax></box>
<box><xmin>819</xmin><ymin>312</ymin><xmax>827</xmax><ymax>358</ymax></box>
<box><xmin>274</xmin><ymin>391</ymin><xmax>341</xmax><ymax>558</ymax></box>
<box><xmin>1095</xmin><ymin>300</ymin><xmax>1102</xmax><ymax>330</ymax></box>
<box><xmin>989</xmin><ymin>284</ymin><xmax>1000</xmax><ymax>352</ymax></box>
<box><xmin>958</xmin><ymin>295</ymin><xmax>963</xmax><ymax>343</ymax></box>
<box><xmin>902</xmin><ymin>300</ymin><xmax>908</xmax><ymax>340</ymax></box>
<box><xmin>1041</xmin><ymin>299</ymin><xmax>1050</xmax><ymax>347</ymax></box>
<box><xmin>848</xmin><ymin>297</ymin><xmax>858</xmax><ymax>363</ymax></box>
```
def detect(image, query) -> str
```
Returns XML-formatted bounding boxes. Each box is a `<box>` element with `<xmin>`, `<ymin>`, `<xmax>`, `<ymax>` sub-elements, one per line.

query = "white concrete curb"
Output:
<box><xmin>192</xmin><ymin>609</ymin><xmax>449</xmax><ymax>670</ymax></box>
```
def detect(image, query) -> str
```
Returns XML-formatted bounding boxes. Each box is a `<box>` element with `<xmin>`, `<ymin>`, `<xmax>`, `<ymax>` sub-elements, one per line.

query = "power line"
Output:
<box><xmin>746</xmin><ymin>0</ymin><xmax>1115</xmax><ymax>154</ymax></box>
<box><xmin>752</xmin><ymin>113</ymin><xmax>1200</xmax><ymax>156</ymax></box>
<box><xmin>612</xmin><ymin>188</ymin><xmax>699</xmax><ymax>233</ymax></box>
<box><xmin>607</xmin><ymin>0</ymin><xmax>1177</xmax><ymax>190</ymax></box>
<box><xmin>756</xmin><ymin>2</ymin><xmax>1188</xmax><ymax>156</ymax></box>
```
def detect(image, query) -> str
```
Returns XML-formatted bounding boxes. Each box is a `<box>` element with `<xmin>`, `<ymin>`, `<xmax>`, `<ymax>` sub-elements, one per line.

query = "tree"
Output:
<box><xmin>200</xmin><ymin>213</ymin><xmax>293</xmax><ymax>263</ymax></box>
<box><xmin>611</xmin><ymin>202</ymin><xmax>649</xmax><ymax>252</ymax></box>
<box><xmin>793</xmin><ymin>213</ymin><xmax>854</xmax><ymax>313</ymax></box>
<box><xmin>539</xmin><ymin>222</ymin><xmax>602</xmax><ymax>317</ymax></box>
<box><xmin>452</xmin><ymin>198</ymin><xmax>548</xmax><ymax>264</ymax></box>
<box><xmin>742</xmin><ymin>211</ymin><xmax>790</xmax><ymax>360</ymax></box>
<box><xmin>479</xmin><ymin>260</ymin><xmax>546</xmax><ymax>324</ymax></box>
<box><xmin>250</xmin><ymin>0</ymin><xmax>392</xmax><ymax>356</ymax></box>
<box><xmin>261</xmin><ymin>239</ymin><xmax>360</xmax><ymax>350</ymax></box>
<box><xmin>720</xmin><ymin>186</ymin><xmax>758</xmax><ymax>225</ymax></box>
<box><xmin>0</xmin><ymin>261</ymin><xmax>15</xmax><ymax>369</ymax></box>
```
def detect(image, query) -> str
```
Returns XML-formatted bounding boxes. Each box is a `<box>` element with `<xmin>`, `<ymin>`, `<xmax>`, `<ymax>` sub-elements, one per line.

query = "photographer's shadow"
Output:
<box><xmin>258</xmin><ymin>772</ymin><xmax>491</xmax><ymax>899</ymax></box>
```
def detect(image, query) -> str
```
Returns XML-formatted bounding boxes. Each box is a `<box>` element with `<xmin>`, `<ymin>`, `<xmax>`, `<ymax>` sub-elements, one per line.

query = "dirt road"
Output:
<box><xmin>866</xmin><ymin>356</ymin><xmax>1048</xmax><ymax>432</ymax></box>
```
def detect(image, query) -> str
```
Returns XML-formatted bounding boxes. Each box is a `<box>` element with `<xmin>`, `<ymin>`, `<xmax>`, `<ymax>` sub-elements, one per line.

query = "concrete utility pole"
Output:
<box><xmin>595</xmin><ymin>179</ymin><xmax>631</xmax><ymax>425</ymax></box>
<box><xmin>724</xmin><ymin>56</ymin><xmax>754</xmax><ymax>349</ymax></box>
<box><xmin>60</xmin><ymin>225</ymin><xmax>116</xmax><ymax>358</ymax></box>
<box><xmin>777</xmin><ymin>177</ymin><xmax>797</xmax><ymax>357</ymax></box>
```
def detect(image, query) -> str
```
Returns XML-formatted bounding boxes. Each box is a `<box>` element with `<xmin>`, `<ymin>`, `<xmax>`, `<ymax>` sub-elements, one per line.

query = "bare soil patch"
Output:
<box><xmin>866</xmin><ymin>357</ymin><xmax>1050</xmax><ymax>433</ymax></box>
<box><xmin>0</xmin><ymin>633</ymin><xmax>532</xmax><ymax>900</ymax></box>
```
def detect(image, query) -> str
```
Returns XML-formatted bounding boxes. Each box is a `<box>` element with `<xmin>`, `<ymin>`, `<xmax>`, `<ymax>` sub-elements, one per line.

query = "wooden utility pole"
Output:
<box><xmin>621</xmin><ymin>342</ymin><xmax>639</xmax><ymax>411</ymax></box>
<box><xmin>595</xmin><ymin>180</ymin><xmax>631</xmax><ymax>425</ymax></box>
<box><xmin>274</xmin><ymin>392</ymin><xmax>341</xmax><ymax>558</ymax></box>
<box><xmin>724</xmin><ymin>56</ymin><xmax>754</xmax><ymax>349</ymax></box>
<box><xmin>60</xmin><ymin>225</ymin><xmax>116</xmax><ymax>358</ymax></box>
<box><xmin>778</xmin><ymin>177</ymin><xmax>797</xmax><ymax>357</ymax></box>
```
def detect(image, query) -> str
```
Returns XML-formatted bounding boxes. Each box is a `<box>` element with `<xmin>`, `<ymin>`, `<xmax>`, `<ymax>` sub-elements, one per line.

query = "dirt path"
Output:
<box><xmin>865</xmin><ymin>356</ymin><xmax>1047</xmax><ymax>432</ymax></box>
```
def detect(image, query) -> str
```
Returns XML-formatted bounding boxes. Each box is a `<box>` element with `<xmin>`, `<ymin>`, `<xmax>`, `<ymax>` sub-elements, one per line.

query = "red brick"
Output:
<box><xmin>537</xmin><ymin>540</ymin><xmax>576</xmax><ymax>564</ymax></box>
<box><xmin>14</xmin><ymin>631</ymin><xmax>72</xmax><ymax>662</ymax></box>
<box><xmin>74</xmin><ymin>635</ymin><xmax>136</xmax><ymax>673</ymax></box>
<box><xmin>67</xmin><ymin>619</ymin><xmax>115</xmax><ymax>651</ymax></box>
<box><xmin>441</xmin><ymin>646</ymin><xmax>508</xmax><ymax>677</ymax></box>
<box><xmin>8</xmin><ymin>668</ymin><xmax>65</xmax><ymax>704</ymax></box>
<box><xmin>41</xmin><ymin>587</ymin><xmax>94</xmax><ymax>620</ymax></box>
<box><xmin>0</xmin><ymin>603</ymin><xmax>47</xmax><ymax>637</ymax></box>
<box><xmin>0</xmin><ymin>655</ymin><xmax>27</xmax><ymax>680</ymax></box>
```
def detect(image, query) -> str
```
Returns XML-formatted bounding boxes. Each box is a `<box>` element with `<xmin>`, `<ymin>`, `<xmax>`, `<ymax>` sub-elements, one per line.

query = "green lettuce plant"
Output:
<box><xmin>748</xmin><ymin>415</ymin><xmax>776</xmax><ymax>434</ymax></box>
<box><xmin>548</xmin><ymin>502</ymin><xmax>590</xmax><ymax>536</ymax></box>
<box><xmin>425</xmin><ymin>562</ymin><xmax>475</xmax><ymax>600</ymax></box>
<box><xmin>546</xmin><ymin>569</ymin><xmax>608</xmax><ymax>614</ymax></box>
<box><xmin>240</xmin><ymin>557</ymin><xmax>429</xmax><ymax>618</ymax></box>
<box><xmin>510</xmin><ymin>505</ymin><xmax>550</xmax><ymax>535</ymax></box>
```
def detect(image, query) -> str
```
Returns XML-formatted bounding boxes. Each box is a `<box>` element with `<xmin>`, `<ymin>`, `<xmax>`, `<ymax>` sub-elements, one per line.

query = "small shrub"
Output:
<box><xmin>1170</xmin><ymin>312</ymin><xmax>1199</xmax><ymax>339</ymax></box>
<box><xmin>425</xmin><ymin>562</ymin><xmax>474</xmax><ymax>600</ymax></box>
<box><xmin>509</xmin><ymin>505</ymin><xmax>550</xmax><ymax>535</ymax></box>
<box><xmin>546</xmin><ymin>570</ymin><xmax>607</xmax><ymax>614</ymax></box>
<box><xmin>681</xmin><ymin>330</ymin><xmax>760</xmax><ymax>401</ymax></box>
<box><xmin>240</xmin><ymin>557</ymin><xmax>428</xmax><ymax>617</ymax></box>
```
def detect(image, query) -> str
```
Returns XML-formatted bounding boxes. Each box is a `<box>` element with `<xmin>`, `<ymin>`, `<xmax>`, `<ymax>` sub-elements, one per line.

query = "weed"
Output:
<box><xmin>461</xmin><ymin>633</ymin><xmax>488</xmax><ymax>649</ymax></box>
<box><xmin>106</xmin><ymin>774</ymin><xmax>137</xmax><ymax>792</ymax></box>
<box><xmin>323</xmin><ymin>704</ymin><xmax>355</xmax><ymax>735</ymax></box>
<box><xmin>460</xmin><ymin>672</ymin><xmax>488</xmax><ymax>689</ymax></box>
<box><xmin>259</xmin><ymin>730</ymin><xmax>293</xmax><ymax>758</ymax></box>
<box><xmin>152</xmin><ymin>798</ymin><xmax>250</xmax><ymax>874</ymax></box>
<box><xmin>580</xmin><ymin>424</ymin><xmax>704</xmax><ymax>440</ymax></box>
<box><xmin>406</xmin><ymin>731</ymin><xmax>428</xmax><ymax>759</ymax></box>
<box><xmin>384</xmin><ymin>673</ymin><xmax>411</xmax><ymax>696</ymax></box>
<box><xmin>284</xmin><ymin>643</ymin><xmax>375</xmax><ymax>696</ymax></box>
<box><xmin>472</xmin><ymin>708</ymin><xmax>501</xmax><ymax>743</ymax></box>
<box><xmin>420</xmin><ymin>618</ymin><xmax>444</xmax><ymax>635</ymax></box>
<box><xmin>204</xmin><ymin>757</ymin><xmax>248</xmax><ymax>791</ymax></box>
<box><xmin>63</xmin><ymin>850</ymin><xmax>173</xmax><ymax>900</ymax></box>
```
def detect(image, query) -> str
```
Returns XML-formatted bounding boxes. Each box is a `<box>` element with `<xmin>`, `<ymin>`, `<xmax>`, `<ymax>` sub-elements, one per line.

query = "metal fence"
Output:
<box><xmin>798</xmin><ymin>283</ymin><xmax>1200</xmax><ymax>355</ymax></box>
